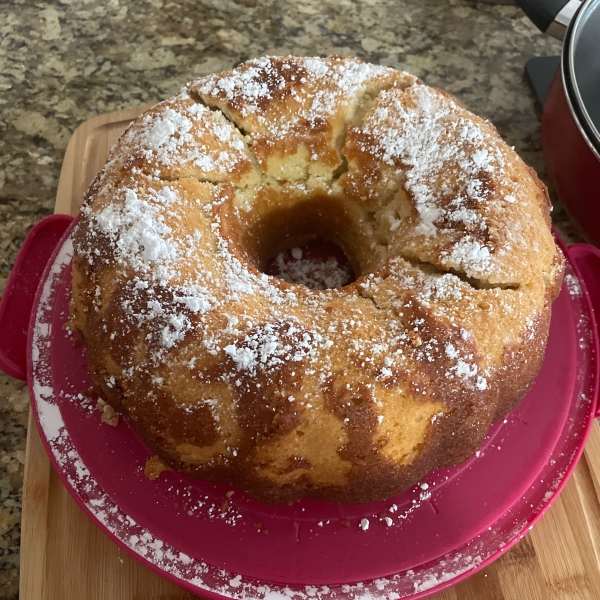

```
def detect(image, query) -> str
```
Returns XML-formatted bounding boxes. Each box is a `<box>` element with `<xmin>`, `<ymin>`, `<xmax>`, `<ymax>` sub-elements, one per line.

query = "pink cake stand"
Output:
<box><xmin>1</xmin><ymin>215</ymin><xmax>599</xmax><ymax>599</ymax></box>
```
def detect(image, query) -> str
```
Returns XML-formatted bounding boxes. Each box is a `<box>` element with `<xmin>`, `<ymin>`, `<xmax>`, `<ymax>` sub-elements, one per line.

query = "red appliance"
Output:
<box><xmin>518</xmin><ymin>0</ymin><xmax>600</xmax><ymax>246</ymax></box>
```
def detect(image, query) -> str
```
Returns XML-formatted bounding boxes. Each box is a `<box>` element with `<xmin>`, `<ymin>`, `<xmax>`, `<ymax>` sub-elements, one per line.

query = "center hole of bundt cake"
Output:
<box><xmin>239</xmin><ymin>192</ymin><xmax>363</xmax><ymax>290</ymax></box>
<box><xmin>264</xmin><ymin>238</ymin><xmax>356</xmax><ymax>290</ymax></box>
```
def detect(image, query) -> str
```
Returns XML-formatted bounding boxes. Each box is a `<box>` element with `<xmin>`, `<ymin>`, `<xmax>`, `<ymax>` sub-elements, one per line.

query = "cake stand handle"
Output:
<box><xmin>0</xmin><ymin>214</ymin><xmax>74</xmax><ymax>381</ymax></box>
<box><xmin>567</xmin><ymin>243</ymin><xmax>600</xmax><ymax>418</ymax></box>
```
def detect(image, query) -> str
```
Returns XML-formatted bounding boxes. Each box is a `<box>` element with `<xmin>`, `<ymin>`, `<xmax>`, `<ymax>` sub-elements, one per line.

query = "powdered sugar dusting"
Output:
<box><xmin>357</xmin><ymin>83</ymin><xmax>509</xmax><ymax>279</ymax></box>
<box><xmin>114</xmin><ymin>94</ymin><xmax>253</xmax><ymax>182</ymax></box>
<box><xmin>413</xmin><ymin>556</ymin><xmax>483</xmax><ymax>593</ymax></box>
<box><xmin>197</xmin><ymin>56</ymin><xmax>393</xmax><ymax>124</ymax></box>
<box><xmin>224</xmin><ymin>321</ymin><xmax>316</xmax><ymax>375</ymax></box>
<box><xmin>270</xmin><ymin>249</ymin><xmax>354</xmax><ymax>290</ymax></box>
<box><xmin>35</xmin><ymin>388</ymin><xmax>64</xmax><ymax>441</ymax></box>
<box><xmin>442</xmin><ymin>239</ymin><xmax>491</xmax><ymax>279</ymax></box>
<box><xmin>564</xmin><ymin>273</ymin><xmax>582</xmax><ymax>297</ymax></box>
<box><xmin>93</xmin><ymin>187</ymin><xmax>179</xmax><ymax>270</ymax></box>
<box><xmin>77</xmin><ymin>183</ymin><xmax>220</xmax><ymax>359</ymax></box>
<box><xmin>32</xmin><ymin>236</ymin><xmax>74</xmax><ymax>443</ymax></box>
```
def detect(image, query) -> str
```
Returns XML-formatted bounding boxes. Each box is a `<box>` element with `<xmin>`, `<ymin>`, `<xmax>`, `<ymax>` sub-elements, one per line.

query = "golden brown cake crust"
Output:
<box><xmin>70</xmin><ymin>56</ymin><xmax>564</xmax><ymax>504</ymax></box>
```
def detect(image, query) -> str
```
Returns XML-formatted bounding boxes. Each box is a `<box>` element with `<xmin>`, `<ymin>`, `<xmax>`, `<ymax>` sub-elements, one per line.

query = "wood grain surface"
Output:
<box><xmin>19</xmin><ymin>107</ymin><xmax>600</xmax><ymax>600</ymax></box>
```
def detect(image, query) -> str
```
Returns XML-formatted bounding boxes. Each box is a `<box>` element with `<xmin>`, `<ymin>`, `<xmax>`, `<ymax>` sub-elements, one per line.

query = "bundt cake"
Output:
<box><xmin>70</xmin><ymin>56</ymin><xmax>564</xmax><ymax>504</ymax></box>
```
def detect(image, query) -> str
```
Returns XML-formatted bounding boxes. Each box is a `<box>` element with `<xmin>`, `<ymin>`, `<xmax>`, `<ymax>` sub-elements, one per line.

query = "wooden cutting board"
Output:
<box><xmin>19</xmin><ymin>107</ymin><xmax>600</xmax><ymax>600</ymax></box>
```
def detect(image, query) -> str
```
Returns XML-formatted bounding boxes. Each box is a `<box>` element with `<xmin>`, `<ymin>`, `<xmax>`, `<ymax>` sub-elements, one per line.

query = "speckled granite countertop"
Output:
<box><xmin>0</xmin><ymin>0</ymin><xmax>584</xmax><ymax>597</ymax></box>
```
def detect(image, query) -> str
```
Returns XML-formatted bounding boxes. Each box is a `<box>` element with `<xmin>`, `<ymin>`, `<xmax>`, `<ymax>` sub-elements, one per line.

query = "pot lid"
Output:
<box><xmin>564</xmin><ymin>0</ymin><xmax>600</xmax><ymax>157</ymax></box>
